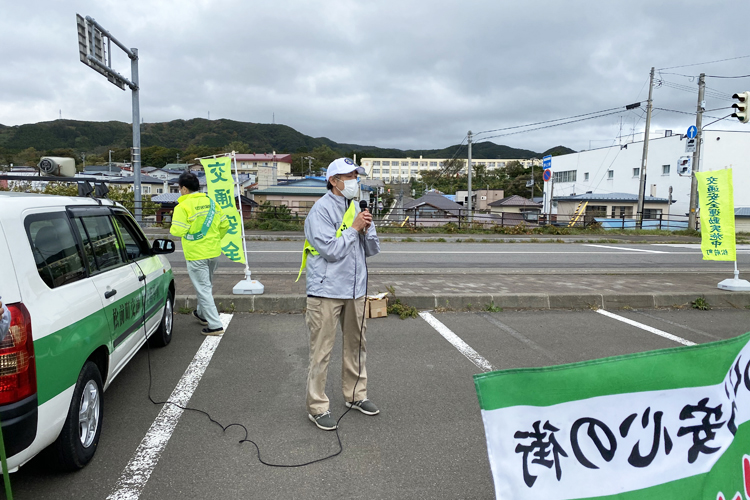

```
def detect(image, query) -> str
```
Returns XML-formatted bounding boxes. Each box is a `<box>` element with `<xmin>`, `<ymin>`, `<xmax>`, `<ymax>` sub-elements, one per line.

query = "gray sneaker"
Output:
<box><xmin>309</xmin><ymin>410</ymin><xmax>337</xmax><ymax>431</ymax></box>
<box><xmin>346</xmin><ymin>399</ymin><xmax>380</xmax><ymax>415</ymax></box>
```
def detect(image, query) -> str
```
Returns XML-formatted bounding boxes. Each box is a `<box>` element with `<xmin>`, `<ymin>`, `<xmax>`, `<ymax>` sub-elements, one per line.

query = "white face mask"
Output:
<box><xmin>339</xmin><ymin>178</ymin><xmax>359</xmax><ymax>199</ymax></box>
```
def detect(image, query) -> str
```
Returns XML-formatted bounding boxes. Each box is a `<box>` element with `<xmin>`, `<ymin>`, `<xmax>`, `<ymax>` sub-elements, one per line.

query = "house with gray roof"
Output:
<box><xmin>403</xmin><ymin>192</ymin><xmax>464</xmax><ymax>218</ymax></box>
<box><xmin>554</xmin><ymin>192</ymin><xmax>671</xmax><ymax>219</ymax></box>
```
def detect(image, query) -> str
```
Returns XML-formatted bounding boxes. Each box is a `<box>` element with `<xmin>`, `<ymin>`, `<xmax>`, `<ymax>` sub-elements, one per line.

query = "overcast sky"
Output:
<box><xmin>1</xmin><ymin>0</ymin><xmax>749</xmax><ymax>154</ymax></box>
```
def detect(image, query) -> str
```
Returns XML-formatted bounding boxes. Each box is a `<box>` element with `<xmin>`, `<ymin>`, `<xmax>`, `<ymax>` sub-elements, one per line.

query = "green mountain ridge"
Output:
<box><xmin>0</xmin><ymin>118</ymin><xmax>575</xmax><ymax>160</ymax></box>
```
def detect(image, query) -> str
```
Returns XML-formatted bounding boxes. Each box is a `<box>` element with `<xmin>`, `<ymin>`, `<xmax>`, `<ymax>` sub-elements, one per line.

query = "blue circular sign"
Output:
<box><xmin>687</xmin><ymin>126</ymin><xmax>697</xmax><ymax>139</ymax></box>
<box><xmin>543</xmin><ymin>169</ymin><xmax>552</xmax><ymax>182</ymax></box>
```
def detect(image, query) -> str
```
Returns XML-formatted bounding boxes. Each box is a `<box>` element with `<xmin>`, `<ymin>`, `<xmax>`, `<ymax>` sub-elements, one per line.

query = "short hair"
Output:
<box><xmin>178</xmin><ymin>172</ymin><xmax>200</xmax><ymax>192</ymax></box>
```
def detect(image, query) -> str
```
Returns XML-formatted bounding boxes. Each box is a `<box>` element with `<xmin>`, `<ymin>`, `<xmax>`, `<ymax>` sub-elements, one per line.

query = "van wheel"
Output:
<box><xmin>54</xmin><ymin>362</ymin><xmax>103</xmax><ymax>470</ymax></box>
<box><xmin>149</xmin><ymin>290</ymin><xmax>174</xmax><ymax>348</ymax></box>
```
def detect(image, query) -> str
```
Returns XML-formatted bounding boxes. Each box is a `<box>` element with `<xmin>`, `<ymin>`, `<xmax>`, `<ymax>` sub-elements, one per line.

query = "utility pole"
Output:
<box><xmin>530</xmin><ymin>163</ymin><xmax>534</xmax><ymax>200</ymax></box>
<box><xmin>467</xmin><ymin>130</ymin><xmax>473</xmax><ymax>220</ymax></box>
<box><xmin>108</xmin><ymin>150</ymin><xmax>113</xmax><ymax>172</ymax></box>
<box><xmin>636</xmin><ymin>67</ymin><xmax>655</xmax><ymax>228</ymax></box>
<box><xmin>688</xmin><ymin>73</ymin><xmax>706</xmax><ymax>231</ymax></box>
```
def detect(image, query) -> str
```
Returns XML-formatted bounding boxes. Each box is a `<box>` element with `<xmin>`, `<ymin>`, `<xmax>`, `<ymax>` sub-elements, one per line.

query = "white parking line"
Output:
<box><xmin>595</xmin><ymin>309</ymin><xmax>696</xmax><ymax>346</ymax></box>
<box><xmin>107</xmin><ymin>313</ymin><xmax>233</xmax><ymax>500</ymax></box>
<box><xmin>419</xmin><ymin>312</ymin><xmax>494</xmax><ymax>372</ymax></box>
<box><xmin>585</xmin><ymin>244</ymin><xmax>668</xmax><ymax>254</ymax></box>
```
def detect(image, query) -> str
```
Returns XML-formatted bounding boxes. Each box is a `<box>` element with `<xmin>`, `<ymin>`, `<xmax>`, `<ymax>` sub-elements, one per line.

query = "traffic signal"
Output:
<box><xmin>731</xmin><ymin>91</ymin><xmax>750</xmax><ymax>123</ymax></box>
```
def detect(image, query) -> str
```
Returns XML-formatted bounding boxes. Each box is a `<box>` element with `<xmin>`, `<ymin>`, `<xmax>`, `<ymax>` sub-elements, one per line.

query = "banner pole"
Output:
<box><xmin>229</xmin><ymin>152</ymin><xmax>264</xmax><ymax>295</ymax></box>
<box><xmin>231</xmin><ymin>151</ymin><xmax>251</xmax><ymax>277</ymax></box>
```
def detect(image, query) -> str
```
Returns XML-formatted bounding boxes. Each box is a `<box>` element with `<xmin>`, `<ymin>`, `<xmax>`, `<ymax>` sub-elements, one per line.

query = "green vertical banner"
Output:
<box><xmin>696</xmin><ymin>169</ymin><xmax>736</xmax><ymax>261</ymax></box>
<box><xmin>474</xmin><ymin>333</ymin><xmax>750</xmax><ymax>500</ymax></box>
<box><xmin>200</xmin><ymin>157</ymin><xmax>246</xmax><ymax>264</ymax></box>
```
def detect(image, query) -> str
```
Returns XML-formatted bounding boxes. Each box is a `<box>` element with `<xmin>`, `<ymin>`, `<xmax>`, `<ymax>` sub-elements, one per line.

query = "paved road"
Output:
<box><xmin>164</xmin><ymin>241</ymin><xmax>750</xmax><ymax>273</ymax></box>
<box><xmin>12</xmin><ymin>308</ymin><xmax>750</xmax><ymax>499</ymax></box>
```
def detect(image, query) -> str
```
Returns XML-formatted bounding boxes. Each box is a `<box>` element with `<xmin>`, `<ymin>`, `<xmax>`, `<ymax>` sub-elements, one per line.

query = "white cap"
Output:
<box><xmin>325</xmin><ymin>157</ymin><xmax>366</xmax><ymax>181</ymax></box>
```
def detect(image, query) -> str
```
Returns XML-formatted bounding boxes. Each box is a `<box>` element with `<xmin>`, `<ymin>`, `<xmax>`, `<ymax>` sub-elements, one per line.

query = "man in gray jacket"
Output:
<box><xmin>302</xmin><ymin>158</ymin><xmax>381</xmax><ymax>431</ymax></box>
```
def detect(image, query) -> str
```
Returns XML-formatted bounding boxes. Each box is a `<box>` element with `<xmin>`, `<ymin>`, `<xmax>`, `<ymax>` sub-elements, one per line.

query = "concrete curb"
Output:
<box><xmin>175</xmin><ymin>292</ymin><xmax>750</xmax><ymax>314</ymax></box>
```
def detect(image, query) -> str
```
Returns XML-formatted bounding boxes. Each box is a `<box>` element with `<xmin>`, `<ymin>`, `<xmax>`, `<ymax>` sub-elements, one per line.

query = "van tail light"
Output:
<box><xmin>0</xmin><ymin>303</ymin><xmax>37</xmax><ymax>405</ymax></box>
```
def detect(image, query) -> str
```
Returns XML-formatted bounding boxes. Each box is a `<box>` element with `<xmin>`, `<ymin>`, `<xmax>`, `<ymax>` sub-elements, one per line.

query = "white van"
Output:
<box><xmin>0</xmin><ymin>192</ymin><xmax>175</xmax><ymax>471</ymax></box>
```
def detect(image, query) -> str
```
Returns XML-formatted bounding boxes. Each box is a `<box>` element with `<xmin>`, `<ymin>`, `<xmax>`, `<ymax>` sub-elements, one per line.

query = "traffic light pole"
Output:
<box><xmin>636</xmin><ymin>67</ymin><xmax>654</xmax><ymax>228</ymax></box>
<box><xmin>131</xmin><ymin>48</ymin><xmax>142</xmax><ymax>223</ymax></box>
<box><xmin>688</xmin><ymin>73</ymin><xmax>706</xmax><ymax>231</ymax></box>
<box><xmin>467</xmin><ymin>130</ymin><xmax>473</xmax><ymax>221</ymax></box>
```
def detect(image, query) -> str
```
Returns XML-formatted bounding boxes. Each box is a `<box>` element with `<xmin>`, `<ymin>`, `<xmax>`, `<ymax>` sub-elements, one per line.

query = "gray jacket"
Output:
<box><xmin>304</xmin><ymin>190</ymin><xmax>380</xmax><ymax>299</ymax></box>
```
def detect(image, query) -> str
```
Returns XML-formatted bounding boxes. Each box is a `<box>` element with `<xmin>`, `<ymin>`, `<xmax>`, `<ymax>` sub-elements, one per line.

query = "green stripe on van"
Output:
<box><xmin>33</xmin><ymin>271</ymin><xmax>172</xmax><ymax>405</ymax></box>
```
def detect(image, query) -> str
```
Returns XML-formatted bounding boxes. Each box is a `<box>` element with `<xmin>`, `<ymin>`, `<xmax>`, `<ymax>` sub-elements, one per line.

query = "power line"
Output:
<box><xmin>473</xmin><ymin>105</ymin><xmax>634</xmax><ymax>137</ymax></box>
<box><xmin>658</xmin><ymin>54</ymin><xmax>750</xmax><ymax>71</ymax></box>
<box><xmin>477</xmin><ymin>109</ymin><xmax>626</xmax><ymax>142</ymax></box>
<box><xmin>705</xmin><ymin>74</ymin><xmax>750</xmax><ymax>79</ymax></box>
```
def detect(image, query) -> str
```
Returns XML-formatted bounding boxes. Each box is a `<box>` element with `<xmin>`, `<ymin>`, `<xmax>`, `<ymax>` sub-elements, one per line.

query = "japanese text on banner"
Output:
<box><xmin>200</xmin><ymin>157</ymin><xmax>245</xmax><ymax>264</ymax></box>
<box><xmin>696</xmin><ymin>169</ymin><xmax>736</xmax><ymax>261</ymax></box>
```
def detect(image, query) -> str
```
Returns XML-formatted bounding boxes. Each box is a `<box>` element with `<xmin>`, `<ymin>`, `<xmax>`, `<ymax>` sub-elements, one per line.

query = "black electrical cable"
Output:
<box><xmin>134</xmin><ymin>209</ymin><xmax>370</xmax><ymax>468</ymax></box>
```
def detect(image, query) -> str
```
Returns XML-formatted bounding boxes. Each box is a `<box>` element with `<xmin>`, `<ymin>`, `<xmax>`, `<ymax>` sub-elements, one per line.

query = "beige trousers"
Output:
<box><xmin>305</xmin><ymin>296</ymin><xmax>368</xmax><ymax>415</ymax></box>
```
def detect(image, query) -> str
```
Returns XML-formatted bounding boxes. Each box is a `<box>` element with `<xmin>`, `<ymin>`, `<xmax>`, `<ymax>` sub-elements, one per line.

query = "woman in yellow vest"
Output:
<box><xmin>303</xmin><ymin>158</ymin><xmax>380</xmax><ymax>431</ymax></box>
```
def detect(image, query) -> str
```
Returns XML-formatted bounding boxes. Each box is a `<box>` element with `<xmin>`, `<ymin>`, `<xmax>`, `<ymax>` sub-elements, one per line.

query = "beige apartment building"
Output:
<box><xmin>360</xmin><ymin>156</ymin><xmax>541</xmax><ymax>183</ymax></box>
<box><xmin>235</xmin><ymin>153</ymin><xmax>292</xmax><ymax>189</ymax></box>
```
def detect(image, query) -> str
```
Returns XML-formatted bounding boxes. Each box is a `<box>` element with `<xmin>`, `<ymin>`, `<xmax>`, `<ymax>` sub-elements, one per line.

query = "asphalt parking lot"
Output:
<box><xmin>9</xmin><ymin>307</ymin><xmax>750</xmax><ymax>500</ymax></box>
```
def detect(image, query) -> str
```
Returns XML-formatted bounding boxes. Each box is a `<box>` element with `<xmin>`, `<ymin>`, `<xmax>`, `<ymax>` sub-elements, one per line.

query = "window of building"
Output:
<box><xmin>383</xmin><ymin>168</ymin><xmax>390</xmax><ymax>173</ymax></box>
<box><xmin>499</xmin><ymin>162</ymin><xmax>506</xmax><ymax>167</ymax></box>
<box><xmin>552</xmin><ymin>170</ymin><xmax>577</xmax><ymax>183</ymax></box>
<box><xmin>142</xmin><ymin>185</ymin><xmax>151</xmax><ymax>194</ymax></box>
<box><xmin>411</xmin><ymin>169</ymin><xmax>418</xmax><ymax>174</ymax></box>
<box><xmin>411</xmin><ymin>161</ymin><xmax>418</xmax><ymax>166</ymax></box>
<box><xmin>633</xmin><ymin>168</ymin><xmax>640</xmax><ymax>177</ymax></box>
<box><xmin>157</xmin><ymin>188</ymin><xmax>163</xmax><ymax>194</ymax></box>
<box><xmin>373</xmin><ymin>161</ymin><xmax>380</xmax><ymax>166</ymax></box>
<box><xmin>382</xmin><ymin>161</ymin><xmax>390</xmax><ymax>166</ymax></box>
<box><xmin>402</xmin><ymin>161</ymin><xmax>409</xmax><ymax>166</ymax></box>
<box><xmin>586</xmin><ymin>205</ymin><xmax>607</xmax><ymax>217</ymax></box>
<box><xmin>608</xmin><ymin>170</ymin><xmax>614</xmax><ymax>179</ymax></box>
<box><xmin>489</xmin><ymin>162</ymin><xmax>496</xmax><ymax>168</ymax></box>
<box><xmin>610</xmin><ymin>206</ymin><xmax>634</xmax><ymax>218</ymax></box>
<box><xmin>373</xmin><ymin>169</ymin><xmax>380</xmax><ymax>174</ymax></box>
<box><xmin>584</xmin><ymin>172</ymin><xmax>590</xmax><ymax>181</ymax></box>
<box><xmin>420</xmin><ymin>162</ymin><xmax>427</xmax><ymax>167</ymax></box>
<box><xmin>643</xmin><ymin>208</ymin><xmax>663</xmax><ymax>219</ymax></box>
<box><xmin>662</xmin><ymin>164</ymin><xmax>670</xmax><ymax>175</ymax></box>
<box><xmin>25</xmin><ymin>212</ymin><xmax>86</xmax><ymax>289</ymax></box>
<box><xmin>298</xmin><ymin>201</ymin><xmax>315</xmax><ymax>208</ymax></box>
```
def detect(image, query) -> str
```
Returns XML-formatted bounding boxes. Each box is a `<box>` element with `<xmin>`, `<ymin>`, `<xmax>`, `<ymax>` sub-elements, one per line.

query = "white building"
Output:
<box><xmin>360</xmin><ymin>156</ymin><xmax>541</xmax><ymax>183</ymax></box>
<box><xmin>543</xmin><ymin>130</ymin><xmax>750</xmax><ymax>218</ymax></box>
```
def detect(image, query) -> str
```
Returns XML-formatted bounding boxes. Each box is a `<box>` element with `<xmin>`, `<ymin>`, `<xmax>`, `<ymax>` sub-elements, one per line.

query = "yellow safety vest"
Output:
<box><xmin>296</xmin><ymin>200</ymin><xmax>357</xmax><ymax>282</ymax></box>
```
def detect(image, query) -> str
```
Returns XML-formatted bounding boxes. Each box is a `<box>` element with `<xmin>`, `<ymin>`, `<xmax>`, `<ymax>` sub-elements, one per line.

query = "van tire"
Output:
<box><xmin>149</xmin><ymin>290</ymin><xmax>174</xmax><ymax>348</ymax></box>
<box><xmin>54</xmin><ymin>362</ymin><xmax>103</xmax><ymax>470</ymax></box>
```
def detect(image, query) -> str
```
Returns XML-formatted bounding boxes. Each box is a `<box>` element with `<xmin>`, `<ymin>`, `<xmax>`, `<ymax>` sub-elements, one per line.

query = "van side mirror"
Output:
<box><xmin>152</xmin><ymin>239</ymin><xmax>176</xmax><ymax>254</ymax></box>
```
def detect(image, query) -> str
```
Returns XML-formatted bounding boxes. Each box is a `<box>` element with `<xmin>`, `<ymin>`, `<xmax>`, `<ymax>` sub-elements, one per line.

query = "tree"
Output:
<box><xmin>223</xmin><ymin>141</ymin><xmax>251</xmax><ymax>154</ymax></box>
<box><xmin>14</xmin><ymin>147</ymin><xmax>42</xmax><ymax>167</ymax></box>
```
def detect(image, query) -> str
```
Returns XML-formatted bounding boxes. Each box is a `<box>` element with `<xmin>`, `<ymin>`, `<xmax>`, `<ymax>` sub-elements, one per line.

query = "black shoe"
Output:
<box><xmin>201</xmin><ymin>327</ymin><xmax>224</xmax><ymax>336</ymax></box>
<box><xmin>193</xmin><ymin>310</ymin><xmax>208</xmax><ymax>326</ymax></box>
<box><xmin>346</xmin><ymin>399</ymin><xmax>380</xmax><ymax>415</ymax></box>
<box><xmin>308</xmin><ymin>411</ymin><xmax>337</xmax><ymax>431</ymax></box>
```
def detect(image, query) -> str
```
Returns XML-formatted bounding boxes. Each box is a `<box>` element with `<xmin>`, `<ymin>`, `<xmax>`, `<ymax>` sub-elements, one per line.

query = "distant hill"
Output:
<box><xmin>0</xmin><ymin>118</ymin><xmax>574</xmax><ymax>159</ymax></box>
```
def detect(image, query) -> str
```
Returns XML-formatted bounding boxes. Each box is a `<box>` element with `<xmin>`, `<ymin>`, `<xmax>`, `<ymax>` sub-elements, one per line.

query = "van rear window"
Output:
<box><xmin>25</xmin><ymin>213</ymin><xmax>87</xmax><ymax>289</ymax></box>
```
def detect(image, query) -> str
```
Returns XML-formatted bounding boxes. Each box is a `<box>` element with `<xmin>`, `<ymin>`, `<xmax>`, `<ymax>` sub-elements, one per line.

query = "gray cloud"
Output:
<box><xmin>1</xmin><ymin>0</ymin><xmax>748</xmax><ymax>154</ymax></box>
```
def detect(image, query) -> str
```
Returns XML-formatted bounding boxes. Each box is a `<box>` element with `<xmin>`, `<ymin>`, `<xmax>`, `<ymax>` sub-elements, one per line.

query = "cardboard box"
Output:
<box><xmin>367</xmin><ymin>298</ymin><xmax>388</xmax><ymax>318</ymax></box>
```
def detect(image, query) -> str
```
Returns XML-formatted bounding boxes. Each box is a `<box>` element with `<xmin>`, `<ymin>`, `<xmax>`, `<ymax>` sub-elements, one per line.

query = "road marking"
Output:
<box><xmin>419</xmin><ymin>312</ymin><xmax>494</xmax><ymax>372</ymax></box>
<box><xmin>595</xmin><ymin>309</ymin><xmax>696</xmax><ymax>346</ymax></box>
<box><xmin>107</xmin><ymin>313</ymin><xmax>233</xmax><ymax>500</ymax></box>
<box><xmin>585</xmin><ymin>244</ymin><xmax>668</xmax><ymax>254</ymax></box>
<box><xmin>478</xmin><ymin>313</ymin><xmax>560</xmax><ymax>363</ymax></box>
<box><xmin>633</xmin><ymin>310</ymin><xmax>721</xmax><ymax>341</ymax></box>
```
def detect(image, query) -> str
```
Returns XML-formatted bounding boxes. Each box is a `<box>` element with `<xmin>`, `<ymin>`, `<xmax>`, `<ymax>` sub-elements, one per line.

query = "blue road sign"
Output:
<box><xmin>687</xmin><ymin>125</ymin><xmax>697</xmax><ymax>139</ymax></box>
<box><xmin>543</xmin><ymin>169</ymin><xmax>552</xmax><ymax>182</ymax></box>
<box><xmin>543</xmin><ymin>155</ymin><xmax>552</xmax><ymax>169</ymax></box>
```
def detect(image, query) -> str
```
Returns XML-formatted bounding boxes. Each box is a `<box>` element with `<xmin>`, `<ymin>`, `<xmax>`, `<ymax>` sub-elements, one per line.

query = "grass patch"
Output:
<box><xmin>485</xmin><ymin>301</ymin><xmax>503</xmax><ymax>313</ymax></box>
<box><xmin>692</xmin><ymin>296</ymin><xmax>711</xmax><ymax>311</ymax></box>
<box><xmin>177</xmin><ymin>306</ymin><xmax>192</xmax><ymax>314</ymax></box>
